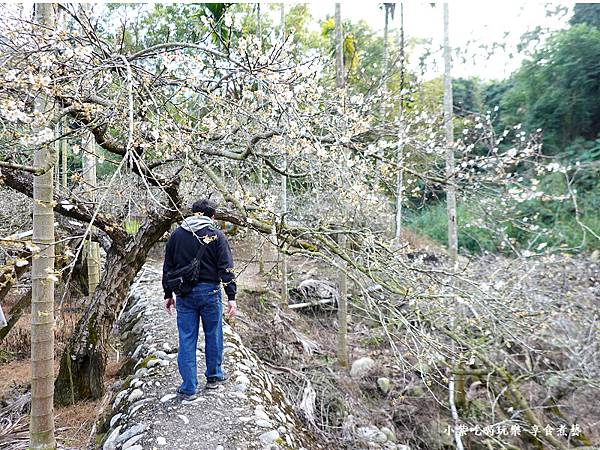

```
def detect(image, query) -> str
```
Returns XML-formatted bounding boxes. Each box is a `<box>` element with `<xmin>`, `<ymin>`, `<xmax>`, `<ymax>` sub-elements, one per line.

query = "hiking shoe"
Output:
<box><xmin>176</xmin><ymin>387</ymin><xmax>198</xmax><ymax>401</ymax></box>
<box><xmin>205</xmin><ymin>374</ymin><xmax>228</xmax><ymax>390</ymax></box>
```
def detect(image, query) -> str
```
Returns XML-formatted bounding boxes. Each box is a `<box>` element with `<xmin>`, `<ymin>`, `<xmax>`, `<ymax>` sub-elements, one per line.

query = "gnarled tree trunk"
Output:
<box><xmin>54</xmin><ymin>214</ymin><xmax>176</xmax><ymax>405</ymax></box>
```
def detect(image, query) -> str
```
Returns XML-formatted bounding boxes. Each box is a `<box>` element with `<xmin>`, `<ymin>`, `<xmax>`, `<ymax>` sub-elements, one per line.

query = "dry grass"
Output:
<box><xmin>0</xmin><ymin>346</ymin><xmax>123</xmax><ymax>449</ymax></box>
<box><xmin>401</xmin><ymin>228</ymin><xmax>442</xmax><ymax>252</ymax></box>
<box><xmin>55</xmin><ymin>401</ymin><xmax>102</xmax><ymax>449</ymax></box>
<box><xmin>0</xmin><ymin>360</ymin><xmax>31</xmax><ymax>394</ymax></box>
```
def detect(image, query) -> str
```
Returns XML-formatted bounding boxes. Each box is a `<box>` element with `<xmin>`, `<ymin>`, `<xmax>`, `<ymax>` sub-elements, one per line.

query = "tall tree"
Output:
<box><xmin>380</xmin><ymin>3</ymin><xmax>395</xmax><ymax>121</ymax></box>
<box><xmin>394</xmin><ymin>2</ymin><xmax>405</xmax><ymax>242</ymax></box>
<box><xmin>83</xmin><ymin>132</ymin><xmax>100</xmax><ymax>295</ymax></box>
<box><xmin>443</xmin><ymin>5</ymin><xmax>464</xmax><ymax>450</ymax></box>
<box><xmin>334</xmin><ymin>3</ymin><xmax>344</xmax><ymax>89</ymax></box>
<box><xmin>61</xmin><ymin>121</ymin><xmax>67</xmax><ymax>189</ymax></box>
<box><xmin>334</xmin><ymin>2</ymin><xmax>348</xmax><ymax>368</ymax></box>
<box><xmin>256</xmin><ymin>3</ymin><xmax>266</xmax><ymax>276</ymax></box>
<box><xmin>30</xmin><ymin>4</ymin><xmax>57</xmax><ymax>449</ymax></box>
<box><xmin>443</xmin><ymin>3</ymin><xmax>458</xmax><ymax>266</ymax></box>
<box><xmin>280</xmin><ymin>3</ymin><xmax>289</xmax><ymax>304</ymax></box>
<box><xmin>570</xmin><ymin>3</ymin><xmax>600</xmax><ymax>29</ymax></box>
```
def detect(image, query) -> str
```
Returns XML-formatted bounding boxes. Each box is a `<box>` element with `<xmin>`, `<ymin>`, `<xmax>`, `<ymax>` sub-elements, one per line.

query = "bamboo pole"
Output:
<box><xmin>337</xmin><ymin>232</ymin><xmax>348</xmax><ymax>367</ymax></box>
<box><xmin>257</xmin><ymin>3</ymin><xmax>266</xmax><ymax>275</ymax></box>
<box><xmin>443</xmin><ymin>3</ymin><xmax>458</xmax><ymax>267</ymax></box>
<box><xmin>30</xmin><ymin>4</ymin><xmax>57</xmax><ymax>448</ymax></box>
<box><xmin>83</xmin><ymin>131</ymin><xmax>100</xmax><ymax>295</ymax></box>
<box><xmin>280</xmin><ymin>3</ymin><xmax>288</xmax><ymax>303</ymax></box>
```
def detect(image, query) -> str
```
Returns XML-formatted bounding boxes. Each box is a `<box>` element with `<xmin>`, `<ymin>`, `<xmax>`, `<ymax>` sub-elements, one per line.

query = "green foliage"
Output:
<box><xmin>564</xmin><ymin>137</ymin><xmax>600</xmax><ymax>163</ymax></box>
<box><xmin>406</xmin><ymin>202</ymin><xmax>497</xmax><ymax>254</ymax></box>
<box><xmin>570</xmin><ymin>3</ymin><xmax>600</xmax><ymax>29</ymax></box>
<box><xmin>284</xmin><ymin>5</ymin><xmax>323</xmax><ymax>50</ymax></box>
<box><xmin>123</xmin><ymin>217</ymin><xmax>141</xmax><ymax>235</ymax></box>
<box><xmin>407</xmin><ymin>173</ymin><xmax>600</xmax><ymax>255</ymax></box>
<box><xmin>142</xmin><ymin>4</ymin><xmax>207</xmax><ymax>45</ymax></box>
<box><xmin>497</xmin><ymin>24</ymin><xmax>600</xmax><ymax>154</ymax></box>
<box><xmin>104</xmin><ymin>4</ymin><xmax>208</xmax><ymax>51</ymax></box>
<box><xmin>452</xmin><ymin>77</ymin><xmax>483</xmax><ymax>116</ymax></box>
<box><xmin>196</xmin><ymin>3</ymin><xmax>233</xmax><ymax>47</ymax></box>
<box><xmin>320</xmin><ymin>17</ymin><xmax>360</xmax><ymax>79</ymax></box>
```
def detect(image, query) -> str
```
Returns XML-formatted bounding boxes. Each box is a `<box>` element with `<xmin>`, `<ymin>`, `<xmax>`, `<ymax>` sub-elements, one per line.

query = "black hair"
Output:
<box><xmin>191</xmin><ymin>198</ymin><xmax>218</xmax><ymax>217</ymax></box>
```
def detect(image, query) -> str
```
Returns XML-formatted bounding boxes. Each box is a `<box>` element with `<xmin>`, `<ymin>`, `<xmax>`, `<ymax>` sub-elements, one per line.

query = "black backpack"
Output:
<box><xmin>164</xmin><ymin>228</ymin><xmax>212</xmax><ymax>296</ymax></box>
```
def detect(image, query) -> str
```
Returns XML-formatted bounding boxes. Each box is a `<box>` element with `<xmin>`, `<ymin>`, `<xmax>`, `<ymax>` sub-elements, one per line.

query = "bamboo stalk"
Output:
<box><xmin>30</xmin><ymin>4</ymin><xmax>57</xmax><ymax>448</ymax></box>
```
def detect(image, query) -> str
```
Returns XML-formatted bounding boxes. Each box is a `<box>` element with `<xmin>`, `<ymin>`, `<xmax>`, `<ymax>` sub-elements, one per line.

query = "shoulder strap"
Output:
<box><xmin>191</xmin><ymin>227</ymin><xmax>215</xmax><ymax>260</ymax></box>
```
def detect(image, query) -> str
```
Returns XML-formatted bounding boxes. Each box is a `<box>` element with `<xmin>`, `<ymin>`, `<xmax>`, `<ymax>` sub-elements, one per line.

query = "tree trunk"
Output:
<box><xmin>394</xmin><ymin>3</ymin><xmax>405</xmax><ymax>242</ymax></box>
<box><xmin>83</xmin><ymin>131</ymin><xmax>100</xmax><ymax>295</ymax></box>
<box><xmin>256</xmin><ymin>3</ymin><xmax>266</xmax><ymax>276</ymax></box>
<box><xmin>337</xmin><ymin>233</ymin><xmax>348</xmax><ymax>368</ymax></box>
<box><xmin>61</xmin><ymin>122</ymin><xmax>67</xmax><ymax>189</ymax></box>
<box><xmin>443</xmin><ymin>3</ymin><xmax>458</xmax><ymax>266</ymax></box>
<box><xmin>335</xmin><ymin>4</ymin><xmax>344</xmax><ymax>90</ymax></box>
<box><xmin>54</xmin><ymin>216</ymin><xmax>175</xmax><ymax>405</ymax></box>
<box><xmin>334</xmin><ymin>4</ymin><xmax>349</xmax><ymax>367</ymax></box>
<box><xmin>30</xmin><ymin>4</ymin><xmax>57</xmax><ymax>448</ymax></box>
<box><xmin>279</xmin><ymin>3</ymin><xmax>289</xmax><ymax>303</ymax></box>
<box><xmin>380</xmin><ymin>4</ymin><xmax>392</xmax><ymax>121</ymax></box>
<box><xmin>54</xmin><ymin>122</ymin><xmax>60</xmax><ymax>191</ymax></box>
<box><xmin>443</xmin><ymin>3</ymin><xmax>466</xmax><ymax>439</ymax></box>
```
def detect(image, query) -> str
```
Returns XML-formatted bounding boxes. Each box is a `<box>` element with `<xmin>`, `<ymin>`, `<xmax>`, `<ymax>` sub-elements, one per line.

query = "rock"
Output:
<box><xmin>162</xmin><ymin>342</ymin><xmax>172</xmax><ymax>352</ymax></box>
<box><xmin>403</xmin><ymin>383</ymin><xmax>424</xmax><ymax>397</ymax></box>
<box><xmin>113</xmin><ymin>390</ymin><xmax>128</xmax><ymax>408</ymax></box>
<box><xmin>156</xmin><ymin>436</ymin><xmax>167</xmax><ymax>446</ymax></box>
<box><xmin>254</xmin><ymin>407</ymin><xmax>270</xmax><ymax>421</ymax></box>
<box><xmin>178</xmin><ymin>414</ymin><xmax>189</xmax><ymax>425</ymax></box>
<box><xmin>380</xmin><ymin>426</ymin><xmax>397</xmax><ymax>443</ymax></box>
<box><xmin>154</xmin><ymin>350</ymin><xmax>168</xmax><ymax>360</ymax></box>
<box><xmin>350</xmin><ymin>357</ymin><xmax>376</xmax><ymax>378</ymax></box>
<box><xmin>182</xmin><ymin>397</ymin><xmax>204</xmax><ymax>405</ymax></box>
<box><xmin>131</xmin><ymin>344</ymin><xmax>144</xmax><ymax>360</ymax></box>
<box><xmin>160</xmin><ymin>393</ymin><xmax>177</xmax><ymax>403</ymax></box>
<box><xmin>235</xmin><ymin>374</ymin><xmax>251</xmax><ymax>392</ymax></box>
<box><xmin>109</xmin><ymin>413</ymin><xmax>122</xmax><ymax>428</ymax></box>
<box><xmin>133</xmin><ymin>368</ymin><xmax>148</xmax><ymax>379</ymax></box>
<box><xmin>256</xmin><ymin>419</ymin><xmax>273</xmax><ymax>428</ymax></box>
<box><xmin>357</xmin><ymin>426</ymin><xmax>388</xmax><ymax>444</ymax></box>
<box><xmin>377</xmin><ymin>377</ymin><xmax>392</xmax><ymax>394</ymax></box>
<box><xmin>126</xmin><ymin>446</ymin><xmax>143</xmax><ymax>450</ymax></box>
<box><xmin>102</xmin><ymin>426</ymin><xmax>121</xmax><ymax>450</ymax></box>
<box><xmin>127</xmin><ymin>389</ymin><xmax>144</xmax><ymax>403</ymax></box>
<box><xmin>216</xmin><ymin>446</ymin><xmax>224</xmax><ymax>450</ymax></box>
<box><xmin>259</xmin><ymin>430</ymin><xmax>280</xmax><ymax>445</ymax></box>
<box><xmin>396</xmin><ymin>446</ymin><xmax>411</xmax><ymax>450</ymax></box>
<box><xmin>146</xmin><ymin>359</ymin><xmax>161</xmax><ymax>368</ymax></box>
<box><xmin>117</xmin><ymin>424</ymin><xmax>146</xmax><ymax>444</ymax></box>
<box><xmin>121</xmin><ymin>434</ymin><xmax>144</xmax><ymax>449</ymax></box>
<box><xmin>591</xmin><ymin>250</ymin><xmax>599</xmax><ymax>261</ymax></box>
<box><xmin>291</xmin><ymin>279</ymin><xmax>339</xmax><ymax>305</ymax></box>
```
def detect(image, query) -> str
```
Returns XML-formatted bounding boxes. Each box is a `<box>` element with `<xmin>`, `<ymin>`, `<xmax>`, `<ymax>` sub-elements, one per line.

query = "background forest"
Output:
<box><xmin>0</xmin><ymin>2</ymin><xmax>598</xmax><ymax>450</ymax></box>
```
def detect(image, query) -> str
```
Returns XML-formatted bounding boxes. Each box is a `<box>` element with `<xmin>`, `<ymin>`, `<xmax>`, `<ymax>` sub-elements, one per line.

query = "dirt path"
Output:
<box><xmin>99</xmin><ymin>257</ymin><xmax>314</xmax><ymax>450</ymax></box>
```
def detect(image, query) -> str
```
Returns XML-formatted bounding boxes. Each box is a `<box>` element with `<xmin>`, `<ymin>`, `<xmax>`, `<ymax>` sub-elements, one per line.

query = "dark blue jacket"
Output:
<box><xmin>162</xmin><ymin>225</ymin><xmax>236</xmax><ymax>301</ymax></box>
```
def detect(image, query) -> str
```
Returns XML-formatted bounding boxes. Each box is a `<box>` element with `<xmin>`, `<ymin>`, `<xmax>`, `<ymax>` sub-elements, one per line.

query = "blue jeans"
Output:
<box><xmin>175</xmin><ymin>282</ymin><xmax>224</xmax><ymax>395</ymax></box>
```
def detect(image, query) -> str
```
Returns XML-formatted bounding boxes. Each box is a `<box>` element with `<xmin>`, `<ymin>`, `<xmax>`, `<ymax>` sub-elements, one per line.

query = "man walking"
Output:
<box><xmin>162</xmin><ymin>198</ymin><xmax>237</xmax><ymax>399</ymax></box>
